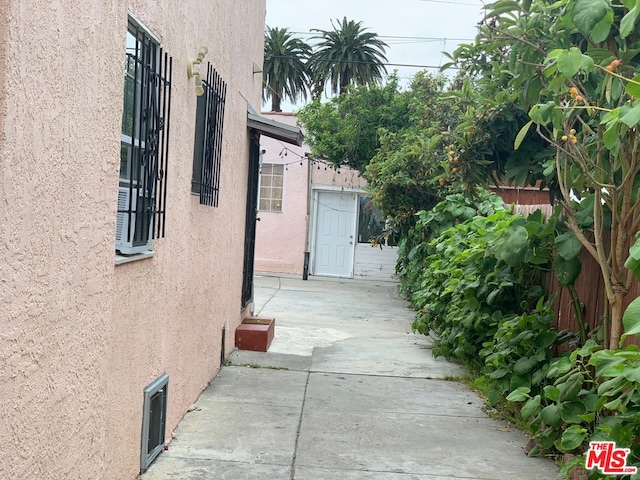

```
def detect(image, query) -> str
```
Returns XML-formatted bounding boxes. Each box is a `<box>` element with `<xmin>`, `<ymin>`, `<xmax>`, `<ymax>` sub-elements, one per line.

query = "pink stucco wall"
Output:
<box><xmin>0</xmin><ymin>1</ymin><xmax>264</xmax><ymax>479</ymax></box>
<box><xmin>254</xmin><ymin>113</ymin><xmax>309</xmax><ymax>275</ymax></box>
<box><xmin>311</xmin><ymin>162</ymin><xmax>367</xmax><ymax>190</ymax></box>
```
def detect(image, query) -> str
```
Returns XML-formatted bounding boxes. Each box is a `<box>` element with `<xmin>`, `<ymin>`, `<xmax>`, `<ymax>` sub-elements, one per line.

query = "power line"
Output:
<box><xmin>267</xmin><ymin>55</ymin><xmax>456</xmax><ymax>70</ymax></box>
<box><xmin>417</xmin><ymin>0</ymin><xmax>484</xmax><ymax>5</ymax></box>
<box><xmin>283</xmin><ymin>31</ymin><xmax>474</xmax><ymax>43</ymax></box>
<box><xmin>385</xmin><ymin>61</ymin><xmax>455</xmax><ymax>69</ymax></box>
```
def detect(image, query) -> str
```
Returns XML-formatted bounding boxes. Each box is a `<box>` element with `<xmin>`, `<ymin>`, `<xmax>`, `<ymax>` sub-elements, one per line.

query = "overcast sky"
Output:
<box><xmin>264</xmin><ymin>0</ymin><xmax>486</xmax><ymax>111</ymax></box>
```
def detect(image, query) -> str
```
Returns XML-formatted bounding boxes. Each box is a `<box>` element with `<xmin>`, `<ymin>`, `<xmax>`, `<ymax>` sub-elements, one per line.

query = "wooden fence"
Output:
<box><xmin>493</xmin><ymin>184</ymin><xmax>640</xmax><ymax>345</ymax></box>
<box><xmin>489</xmin><ymin>183</ymin><xmax>640</xmax><ymax>345</ymax></box>
<box><xmin>543</xmin><ymin>247</ymin><xmax>640</xmax><ymax>344</ymax></box>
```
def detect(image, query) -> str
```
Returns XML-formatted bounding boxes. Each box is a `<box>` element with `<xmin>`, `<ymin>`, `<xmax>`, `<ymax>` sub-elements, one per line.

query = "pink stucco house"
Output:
<box><xmin>254</xmin><ymin>113</ymin><xmax>398</xmax><ymax>281</ymax></box>
<box><xmin>0</xmin><ymin>2</ymin><xmax>300</xmax><ymax>478</ymax></box>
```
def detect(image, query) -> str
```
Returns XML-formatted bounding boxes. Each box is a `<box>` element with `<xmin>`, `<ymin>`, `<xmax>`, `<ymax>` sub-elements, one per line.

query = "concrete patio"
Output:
<box><xmin>141</xmin><ymin>274</ymin><xmax>560</xmax><ymax>479</ymax></box>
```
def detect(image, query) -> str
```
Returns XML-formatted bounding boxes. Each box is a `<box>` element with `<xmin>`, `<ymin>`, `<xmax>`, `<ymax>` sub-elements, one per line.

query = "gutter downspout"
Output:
<box><xmin>302</xmin><ymin>154</ymin><xmax>312</xmax><ymax>280</ymax></box>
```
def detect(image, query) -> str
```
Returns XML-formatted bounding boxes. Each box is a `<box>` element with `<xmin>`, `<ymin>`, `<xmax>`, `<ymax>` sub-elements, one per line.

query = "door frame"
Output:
<box><xmin>241</xmin><ymin>130</ymin><xmax>261</xmax><ymax>307</ymax></box>
<box><xmin>309</xmin><ymin>187</ymin><xmax>363</xmax><ymax>278</ymax></box>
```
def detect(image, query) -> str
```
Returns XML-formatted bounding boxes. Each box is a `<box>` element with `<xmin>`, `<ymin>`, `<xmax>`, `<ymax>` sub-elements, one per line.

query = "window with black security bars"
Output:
<box><xmin>118</xmin><ymin>19</ymin><xmax>172</xmax><ymax>254</ymax></box>
<box><xmin>192</xmin><ymin>63</ymin><xmax>227</xmax><ymax>207</ymax></box>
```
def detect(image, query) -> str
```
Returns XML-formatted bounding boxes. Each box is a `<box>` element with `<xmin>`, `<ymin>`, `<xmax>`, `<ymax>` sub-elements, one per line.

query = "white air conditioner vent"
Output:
<box><xmin>116</xmin><ymin>186</ymin><xmax>153</xmax><ymax>254</ymax></box>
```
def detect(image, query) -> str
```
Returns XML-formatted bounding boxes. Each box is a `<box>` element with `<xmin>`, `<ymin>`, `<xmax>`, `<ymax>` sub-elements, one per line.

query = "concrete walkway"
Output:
<box><xmin>142</xmin><ymin>274</ymin><xmax>560</xmax><ymax>479</ymax></box>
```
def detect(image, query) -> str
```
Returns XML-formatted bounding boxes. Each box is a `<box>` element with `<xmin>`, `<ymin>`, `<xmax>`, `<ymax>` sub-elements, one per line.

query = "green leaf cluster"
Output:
<box><xmin>481</xmin><ymin>297</ymin><xmax>573</xmax><ymax>406</ymax></box>
<box><xmin>309</xmin><ymin>17</ymin><xmax>388</xmax><ymax>96</ymax></box>
<box><xmin>401</xmin><ymin>195</ymin><xmax>640</xmax><ymax>475</ymax></box>
<box><xmin>264</xmin><ymin>18</ymin><xmax>389</xmax><ymax>109</ymax></box>
<box><xmin>513</xmin><ymin>341</ymin><xmax>640</xmax><ymax>476</ymax></box>
<box><xmin>408</xmin><ymin>202</ymin><xmax>557</xmax><ymax>365</ymax></box>
<box><xmin>297</xmin><ymin>78</ymin><xmax>406</xmax><ymax>172</ymax></box>
<box><xmin>263</xmin><ymin>27</ymin><xmax>312</xmax><ymax>112</ymax></box>
<box><xmin>299</xmin><ymin>72</ymin><xmax>468</xmax><ymax>237</ymax></box>
<box><xmin>396</xmin><ymin>191</ymin><xmax>503</xmax><ymax>299</ymax></box>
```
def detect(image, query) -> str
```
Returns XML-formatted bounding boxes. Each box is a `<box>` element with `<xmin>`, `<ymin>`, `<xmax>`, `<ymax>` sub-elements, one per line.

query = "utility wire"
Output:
<box><xmin>417</xmin><ymin>0</ymin><xmax>484</xmax><ymax>5</ymax></box>
<box><xmin>266</xmin><ymin>55</ymin><xmax>458</xmax><ymax>69</ymax></box>
<box><xmin>282</xmin><ymin>32</ymin><xmax>475</xmax><ymax>43</ymax></box>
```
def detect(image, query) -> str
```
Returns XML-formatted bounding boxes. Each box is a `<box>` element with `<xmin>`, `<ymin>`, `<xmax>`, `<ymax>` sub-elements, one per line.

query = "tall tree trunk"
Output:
<box><xmin>271</xmin><ymin>95</ymin><xmax>282</xmax><ymax>112</ymax></box>
<box><xmin>339</xmin><ymin>69</ymin><xmax>350</xmax><ymax>95</ymax></box>
<box><xmin>610</xmin><ymin>289</ymin><xmax>626</xmax><ymax>349</ymax></box>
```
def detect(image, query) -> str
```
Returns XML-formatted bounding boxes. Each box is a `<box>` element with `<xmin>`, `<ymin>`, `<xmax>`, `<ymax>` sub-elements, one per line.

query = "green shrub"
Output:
<box><xmin>398</xmin><ymin>193</ymin><xmax>640</xmax><ymax>478</ymax></box>
<box><xmin>410</xmin><ymin>207</ymin><xmax>555</xmax><ymax>365</ymax></box>
<box><xmin>396</xmin><ymin>191</ymin><xmax>503</xmax><ymax>299</ymax></box>
<box><xmin>481</xmin><ymin>297</ymin><xmax>574</xmax><ymax>405</ymax></box>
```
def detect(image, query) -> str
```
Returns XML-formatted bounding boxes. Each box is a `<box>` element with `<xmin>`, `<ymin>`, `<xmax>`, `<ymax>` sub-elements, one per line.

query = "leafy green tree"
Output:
<box><xmin>298</xmin><ymin>72</ymin><xmax>467</xmax><ymax>236</ymax></box>
<box><xmin>309</xmin><ymin>17</ymin><xmax>388</xmax><ymax>96</ymax></box>
<box><xmin>263</xmin><ymin>26</ymin><xmax>312</xmax><ymax>112</ymax></box>
<box><xmin>297</xmin><ymin>76</ymin><xmax>407</xmax><ymax>171</ymax></box>
<box><xmin>446</xmin><ymin>0</ymin><xmax>640</xmax><ymax>349</ymax></box>
<box><xmin>364</xmin><ymin>72</ymin><xmax>467</xmax><ymax>234</ymax></box>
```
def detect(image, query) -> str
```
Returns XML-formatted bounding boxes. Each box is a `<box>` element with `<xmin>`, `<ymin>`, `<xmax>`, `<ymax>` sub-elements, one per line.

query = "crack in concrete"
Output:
<box><xmin>255</xmin><ymin>276</ymin><xmax>281</xmax><ymax>316</ymax></box>
<box><xmin>290</xmin><ymin>369</ymin><xmax>310</xmax><ymax>480</ymax></box>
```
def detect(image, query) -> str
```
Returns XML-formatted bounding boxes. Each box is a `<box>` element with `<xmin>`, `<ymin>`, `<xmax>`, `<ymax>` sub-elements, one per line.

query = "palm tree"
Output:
<box><xmin>309</xmin><ymin>17</ymin><xmax>388</xmax><ymax>97</ymax></box>
<box><xmin>263</xmin><ymin>27</ymin><xmax>312</xmax><ymax>112</ymax></box>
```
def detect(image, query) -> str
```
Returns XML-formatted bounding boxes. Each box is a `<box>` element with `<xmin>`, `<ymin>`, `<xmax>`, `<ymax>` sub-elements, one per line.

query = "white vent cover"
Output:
<box><xmin>116</xmin><ymin>186</ymin><xmax>153</xmax><ymax>254</ymax></box>
<box><xmin>140</xmin><ymin>373</ymin><xmax>168</xmax><ymax>472</ymax></box>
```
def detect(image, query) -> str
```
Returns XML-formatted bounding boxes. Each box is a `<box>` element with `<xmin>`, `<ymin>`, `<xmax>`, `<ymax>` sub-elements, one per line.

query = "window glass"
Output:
<box><xmin>116</xmin><ymin>18</ymin><xmax>171</xmax><ymax>255</ymax></box>
<box><xmin>258</xmin><ymin>164</ymin><xmax>284</xmax><ymax>212</ymax></box>
<box><xmin>358</xmin><ymin>197</ymin><xmax>385</xmax><ymax>243</ymax></box>
<box><xmin>120</xmin><ymin>29</ymin><xmax>149</xmax><ymax>182</ymax></box>
<box><xmin>358</xmin><ymin>196</ymin><xmax>399</xmax><ymax>246</ymax></box>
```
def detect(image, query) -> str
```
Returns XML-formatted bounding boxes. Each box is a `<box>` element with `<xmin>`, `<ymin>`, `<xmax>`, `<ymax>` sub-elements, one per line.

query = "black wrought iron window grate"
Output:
<box><xmin>117</xmin><ymin>18</ymin><xmax>172</xmax><ymax>254</ymax></box>
<box><xmin>192</xmin><ymin>63</ymin><xmax>227</xmax><ymax>207</ymax></box>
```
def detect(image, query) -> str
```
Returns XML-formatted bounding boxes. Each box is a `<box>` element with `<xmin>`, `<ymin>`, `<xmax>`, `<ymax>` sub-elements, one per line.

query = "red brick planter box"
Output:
<box><xmin>235</xmin><ymin>317</ymin><xmax>275</xmax><ymax>352</ymax></box>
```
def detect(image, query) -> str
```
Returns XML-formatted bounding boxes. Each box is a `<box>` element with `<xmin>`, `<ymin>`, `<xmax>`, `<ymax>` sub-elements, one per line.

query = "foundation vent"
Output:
<box><xmin>140</xmin><ymin>373</ymin><xmax>169</xmax><ymax>472</ymax></box>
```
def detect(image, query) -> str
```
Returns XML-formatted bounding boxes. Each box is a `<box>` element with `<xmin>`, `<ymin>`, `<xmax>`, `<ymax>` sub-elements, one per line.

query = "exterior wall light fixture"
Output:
<box><xmin>187</xmin><ymin>46</ymin><xmax>208</xmax><ymax>96</ymax></box>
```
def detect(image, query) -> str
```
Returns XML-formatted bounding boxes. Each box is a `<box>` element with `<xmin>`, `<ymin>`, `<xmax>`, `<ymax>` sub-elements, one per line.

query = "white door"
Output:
<box><xmin>313</xmin><ymin>191</ymin><xmax>357</xmax><ymax>277</ymax></box>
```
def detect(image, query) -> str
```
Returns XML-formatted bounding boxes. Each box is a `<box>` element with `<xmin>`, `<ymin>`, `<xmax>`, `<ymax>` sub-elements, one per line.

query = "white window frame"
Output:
<box><xmin>116</xmin><ymin>15</ymin><xmax>164</xmax><ymax>257</ymax></box>
<box><xmin>258</xmin><ymin>163</ymin><xmax>285</xmax><ymax>212</ymax></box>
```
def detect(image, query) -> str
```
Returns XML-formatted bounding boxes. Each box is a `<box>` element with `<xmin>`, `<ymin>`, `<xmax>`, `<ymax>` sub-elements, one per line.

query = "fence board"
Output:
<box><xmin>492</xmin><ymin>185</ymin><xmax>640</xmax><ymax>346</ymax></box>
<box><xmin>544</xmin><ymin>247</ymin><xmax>640</xmax><ymax>346</ymax></box>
